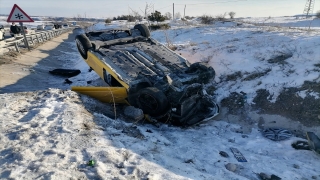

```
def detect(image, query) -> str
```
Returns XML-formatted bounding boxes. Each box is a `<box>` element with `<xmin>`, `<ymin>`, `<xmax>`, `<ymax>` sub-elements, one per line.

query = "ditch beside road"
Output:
<box><xmin>0</xmin><ymin>29</ymin><xmax>319</xmax><ymax>139</ymax></box>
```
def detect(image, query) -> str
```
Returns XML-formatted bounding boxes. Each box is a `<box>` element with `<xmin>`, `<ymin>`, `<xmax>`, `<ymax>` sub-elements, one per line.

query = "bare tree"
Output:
<box><xmin>129</xmin><ymin>7</ymin><xmax>143</xmax><ymax>21</ymax></box>
<box><xmin>229</xmin><ymin>12</ymin><xmax>236</xmax><ymax>19</ymax></box>
<box><xmin>165</xmin><ymin>12</ymin><xmax>172</xmax><ymax>20</ymax></box>
<box><xmin>174</xmin><ymin>12</ymin><xmax>181</xmax><ymax>19</ymax></box>
<box><xmin>76</xmin><ymin>14</ymin><xmax>82</xmax><ymax>21</ymax></box>
<box><xmin>140</xmin><ymin>2</ymin><xmax>154</xmax><ymax>19</ymax></box>
<box><xmin>216</xmin><ymin>13</ymin><xmax>227</xmax><ymax>21</ymax></box>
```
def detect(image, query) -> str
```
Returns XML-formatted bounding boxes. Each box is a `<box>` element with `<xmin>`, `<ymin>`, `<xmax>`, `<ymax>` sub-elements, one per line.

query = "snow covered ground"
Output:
<box><xmin>151</xmin><ymin>17</ymin><xmax>320</xmax><ymax>104</ymax></box>
<box><xmin>0</xmin><ymin>16</ymin><xmax>320</xmax><ymax>179</ymax></box>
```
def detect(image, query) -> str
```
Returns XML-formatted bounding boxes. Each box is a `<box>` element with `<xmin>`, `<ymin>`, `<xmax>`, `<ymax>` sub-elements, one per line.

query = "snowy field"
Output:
<box><xmin>0</xmin><ymin>15</ymin><xmax>69</xmax><ymax>29</ymax></box>
<box><xmin>0</xmin><ymin>16</ymin><xmax>320</xmax><ymax>179</ymax></box>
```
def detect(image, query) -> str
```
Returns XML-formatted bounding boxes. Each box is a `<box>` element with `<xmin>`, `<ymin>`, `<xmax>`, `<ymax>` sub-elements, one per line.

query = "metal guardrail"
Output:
<box><xmin>0</xmin><ymin>27</ymin><xmax>73</xmax><ymax>53</ymax></box>
<box><xmin>0</xmin><ymin>37</ymin><xmax>25</xmax><ymax>53</ymax></box>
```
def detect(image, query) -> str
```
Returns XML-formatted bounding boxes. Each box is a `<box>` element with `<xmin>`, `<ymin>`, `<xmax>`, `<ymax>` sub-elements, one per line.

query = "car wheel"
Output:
<box><xmin>75</xmin><ymin>34</ymin><xmax>92</xmax><ymax>59</ymax></box>
<box><xmin>128</xmin><ymin>87</ymin><xmax>169</xmax><ymax>117</ymax></box>
<box><xmin>134</xmin><ymin>24</ymin><xmax>150</xmax><ymax>38</ymax></box>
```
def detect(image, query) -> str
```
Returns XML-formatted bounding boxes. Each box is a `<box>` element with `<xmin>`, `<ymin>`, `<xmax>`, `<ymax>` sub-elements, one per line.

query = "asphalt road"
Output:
<box><xmin>0</xmin><ymin>30</ymin><xmax>78</xmax><ymax>94</ymax></box>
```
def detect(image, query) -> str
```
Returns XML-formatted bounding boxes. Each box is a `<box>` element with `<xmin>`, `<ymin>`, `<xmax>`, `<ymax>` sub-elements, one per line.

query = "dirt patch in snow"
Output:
<box><xmin>221</xmin><ymin>81</ymin><xmax>320</xmax><ymax>130</ymax></box>
<box><xmin>0</xmin><ymin>51</ymin><xmax>21</xmax><ymax>65</ymax></box>
<box><xmin>253</xmin><ymin>81</ymin><xmax>320</xmax><ymax>127</ymax></box>
<box><xmin>0</xmin><ymin>42</ymin><xmax>45</xmax><ymax>65</ymax></box>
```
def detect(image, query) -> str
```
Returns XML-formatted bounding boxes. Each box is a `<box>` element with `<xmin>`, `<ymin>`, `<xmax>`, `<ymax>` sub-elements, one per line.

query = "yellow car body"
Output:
<box><xmin>85</xmin><ymin>51</ymin><xmax>129</xmax><ymax>89</ymax></box>
<box><xmin>72</xmin><ymin>51</ymin><xmax>129</xmax><ymax>104</ymax></box>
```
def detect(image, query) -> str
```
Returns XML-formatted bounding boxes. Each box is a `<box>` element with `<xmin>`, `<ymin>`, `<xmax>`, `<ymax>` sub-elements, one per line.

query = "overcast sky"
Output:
<box><xmin>0</xmin><ymin>0</ymin><xmax>318</xmax><ymax>18</ymax></box>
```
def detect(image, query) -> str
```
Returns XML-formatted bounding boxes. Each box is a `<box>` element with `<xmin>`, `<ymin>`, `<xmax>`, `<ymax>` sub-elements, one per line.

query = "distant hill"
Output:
<box><xmin>294</xmin><ymin>13</ymin><xmax>317</xmax><ymax>17</ymax></box>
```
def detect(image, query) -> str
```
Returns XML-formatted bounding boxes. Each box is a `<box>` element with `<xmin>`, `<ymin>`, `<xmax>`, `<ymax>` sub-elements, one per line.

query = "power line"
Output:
<box><xmin>155</xmin><ymin>0</ymin><xmax>249</xmax><ymax>12</ymax></box>
<box><xmin>153</xmin><ymin>0</ymin><xmax>310</xmax><ymax>17</ymax></box>
<box><xmin>175</xmin><ymin>0</ymin><xmax>292</xmax><ymax>6</ymax></box>
<box><xmin>156</xmin><ymin>5</ymin><xmax>172</xmax><ymax>10</ymax></box>
<box><xmin>175</xmin><ymin>0</ymin><xmax>248</xmax><ymax>6</ymax></box>
<box><xmin>154</xmin><ymin>0</ymin><xmax>249</xmax><ymax>11</ymax></box>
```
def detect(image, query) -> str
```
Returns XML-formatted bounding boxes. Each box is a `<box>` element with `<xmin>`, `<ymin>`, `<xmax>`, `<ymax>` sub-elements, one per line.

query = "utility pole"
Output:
<box><xmin>145</xmin><ymin>3</ymin><xmax>147</xmax><ymax>19</ymax></box>
<box><xmin>303</xmin><ymin>0</ymin><xmax>315</xmax><ymax>18</ymax></box>
<box><xmin>184</xmin><ymin>5</ymin><xmax>186</xmax><ymax>18</ymax></box>
<box><xmin>173</xmin><ymin>3</ymin><xmax>174</xmax><ymax>20</ymax></box>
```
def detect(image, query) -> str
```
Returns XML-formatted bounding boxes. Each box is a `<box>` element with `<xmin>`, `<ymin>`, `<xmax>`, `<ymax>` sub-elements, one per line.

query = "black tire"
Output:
<box><xmin>134</xmin><ymin>24</ymin><xmax>150</xmax><ymax>38</ymax></box>
<box><xmin>127</xmin><ymin>82</ymin><xmax>151</xmax><ymax>107</ymax></box>
<box><xmin>128</xmin><ymin>87</ymin><xmax>169</xmax><ymax>117</ymax></box>
<box><xmin>75</xmin><ymin>34</ymin><xmax>92</xmax><ymax>59</ymax></box>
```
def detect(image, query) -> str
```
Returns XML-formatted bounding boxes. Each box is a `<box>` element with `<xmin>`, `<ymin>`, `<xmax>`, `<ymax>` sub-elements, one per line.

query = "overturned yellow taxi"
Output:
<box><xmin>74</xmin><ymin>24</ymin><xmax>219</xmax><ymax>126</ymax></box>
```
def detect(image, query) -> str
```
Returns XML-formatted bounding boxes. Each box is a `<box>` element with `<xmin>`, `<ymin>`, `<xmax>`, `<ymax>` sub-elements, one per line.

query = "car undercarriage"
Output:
<box><xmin>74</xmin><ymin>24</ymin><xmax>219</xmax><ymax>126</ymax></box>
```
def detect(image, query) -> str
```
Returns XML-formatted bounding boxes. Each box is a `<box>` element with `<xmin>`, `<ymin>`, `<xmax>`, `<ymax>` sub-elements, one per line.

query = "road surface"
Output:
<box><xmin>0</xmin><ymin>30</ymin><xmax>81</xmax><ymax>93</ymax></box>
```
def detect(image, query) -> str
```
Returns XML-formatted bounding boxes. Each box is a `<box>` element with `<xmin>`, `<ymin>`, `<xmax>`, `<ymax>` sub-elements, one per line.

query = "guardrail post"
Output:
<box><xmin>45</xmin><ymin>32</ymin><xmax>48</xmax><ymax>40</ymax></box>
<box><xmin>40</xmin><ymin>33</ymin><xmax>44</xmax><ymax>42</ymax></box>
<box><xmin>29</xmin><ymin>36</ymin><xmax>34</xmax><ymax>45</ymax></box>
<box><xmin>36</xmin><ymin>34</ymin><xmax>40</xmax><ymax>43</ymax></box>
<box><xmin>14</xmin><ymin>42</ymin><xmax>20</xmax><ymax>53</ymax></box>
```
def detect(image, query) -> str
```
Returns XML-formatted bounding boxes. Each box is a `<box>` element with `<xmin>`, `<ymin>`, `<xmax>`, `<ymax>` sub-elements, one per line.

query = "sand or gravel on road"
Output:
<box><xmin>0</xmin><ymin>31</ymin><xmax>77</xmax><ymax>93</ymax></box>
